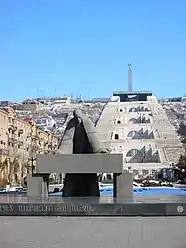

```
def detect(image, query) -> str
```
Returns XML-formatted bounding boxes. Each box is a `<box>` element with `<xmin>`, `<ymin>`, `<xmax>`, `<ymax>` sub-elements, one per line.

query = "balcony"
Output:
<box><xmin>18</xmin><ymin>129</ymin><xmax>24</xmax><ymax>134</ymax></box>
<box><xmin>18</xmin><ymin>141</ymin><xmax>24</xmax><ymax>146</ymax></box>
<box><xmin>8</xmin><ymin>125</ymin><xmax>18</xmax><ymax>133</ymax></box>
<box><xmin>0</xmin><ymin>149</ymin><xmax>8</xmax><ymax>156</ymax></box>
<box><xmin>13</xmin><ymin>138</ymin><xmax>18</xmax><ymax>144</ymax></box>
<box><xmin>32</xmin><ymin>135</ymin><xmax>39</xmax><ymax>140</ymax></box>
<box><xmin>48</xmin><ymin>144</ymin><xmax>52</xmax><ymax>149</ymax></box>
<box><xmin>8</xmin><ymin>137</ymin><xmax>18</xmax><ymax>144</ymax></box>
<box><xmin>8</xmin><ymin>137</ymin><xmax>14</xmax><ymax>143</ymax></box>
<box><xmin>8</xmin><ymin>124</ymin><xmax>14</xmax><ymax>130</ymax></box>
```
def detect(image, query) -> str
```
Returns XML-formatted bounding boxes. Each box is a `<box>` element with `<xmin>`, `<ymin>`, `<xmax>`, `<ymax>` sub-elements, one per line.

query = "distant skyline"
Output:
<box><xmin>0</xmin><ymin>1</ymin><xmax>186</xmax><ymax>101</ymax></box>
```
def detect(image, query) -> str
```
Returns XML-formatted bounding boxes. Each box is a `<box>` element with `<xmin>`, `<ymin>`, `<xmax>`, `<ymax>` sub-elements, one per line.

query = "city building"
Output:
<box><xmin>113</xmin><ymin>91</ymin><xmax>153</xmax><ymax>102</ymax></box>
<box><xmin>35</xmin><ymin>116</ymin><xmax>56</xmax><ymax>130</ymax></box>
<box><xmin>52</xmin><ymin>97</ymin><xmax>71</xmax><ymax>106</ymax></box>
<box><xmin>182</xmin><ymin>96</ymin><xmax>186</xmax><ymax>103</ymax></box>
<box><xmin>0</xmin><ymin>100</ymin><xmax>14</xmax><ymax>107</ymax></box>
<box><xmin>0</xmin><ymin>107</ymin><xmax>58</xmax><ymax>187</ymax></box>
<box><xmin>0</xmin><ymin>108</ymin><xmax>9</xmax><ymax>161</ymax></box>
<box><xmin>22</xmin><ymin>99</ymin><xmax>45</xmax><ymax>111</ymax></box>
<box><xmin>96</xmin><ymin>91</ymin><xmax>185</xmax><ymax>178</ymax></box>
<box><xmin>84</xmin><ymin>98</ymin><xmax>111</xmax><ymax>103</ymax></box>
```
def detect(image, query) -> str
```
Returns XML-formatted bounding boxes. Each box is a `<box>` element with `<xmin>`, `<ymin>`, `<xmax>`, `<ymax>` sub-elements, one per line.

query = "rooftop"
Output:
<box><xmin>113</xmin><ymin>91</ymin><xmax>152</xmax><ymax>95</ymax></box>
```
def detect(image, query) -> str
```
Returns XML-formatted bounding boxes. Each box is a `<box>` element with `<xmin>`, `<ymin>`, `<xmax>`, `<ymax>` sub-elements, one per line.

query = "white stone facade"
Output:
<box><xmin>96</xmin><ymin>97</ymin><xmax>185</xmax><ymax>173</ymax></box>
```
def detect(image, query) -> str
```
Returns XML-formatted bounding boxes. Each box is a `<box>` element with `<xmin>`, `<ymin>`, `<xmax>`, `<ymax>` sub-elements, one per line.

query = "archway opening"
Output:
<box><xmin>126</xmin><ymin>149</ymin><xmax>143</xmax><ymax>158</ymax></box>
<box><xmin>127</xmin><ymin>130</ymin><xmax>142</xmax><ymax>139</ymax></box>
<box><xmin>128</xmin><ymin>118</ymin><xmax>138</xmax><ymax>124</ymax></box>
<box><xmin>129</xmin><ymin>107</ymin><xmax>138</xmax><ymax>112</ymax></box>
<box><xmin>114</xmin><ymin>134</ymin><xmax>119</xmax><ymax>140</ymax></box>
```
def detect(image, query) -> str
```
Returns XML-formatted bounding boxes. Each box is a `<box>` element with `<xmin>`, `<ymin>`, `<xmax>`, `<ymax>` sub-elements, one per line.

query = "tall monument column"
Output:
<box><xmin>128</xmin><ymin>63</ymin><xmax>132</xmax><ymax>92</ymax></box>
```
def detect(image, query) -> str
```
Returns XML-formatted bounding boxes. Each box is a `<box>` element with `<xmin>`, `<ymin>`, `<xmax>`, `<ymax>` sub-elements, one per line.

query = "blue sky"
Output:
<box><xmin>0</xmin><ymin>1</ymin><xmax>186</xmax><ymax>101</ymax></box>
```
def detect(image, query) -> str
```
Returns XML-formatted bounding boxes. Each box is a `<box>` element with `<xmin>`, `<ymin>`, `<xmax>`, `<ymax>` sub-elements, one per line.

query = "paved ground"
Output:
<box><xmin>0</xmin><ymin>217</ymin><xmax>185</xmax><ymax>248</ymax></box>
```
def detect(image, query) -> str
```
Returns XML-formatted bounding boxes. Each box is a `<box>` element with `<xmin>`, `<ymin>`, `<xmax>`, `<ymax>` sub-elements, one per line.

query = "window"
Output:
<box><xmin>128</xmin><ymin>131</ymin><xmax>137</xmax><ymax>137</ymax></box>
<box><xmin>128</xmin><ymin>131</ymin><xmax>142</xmax><ymax>139</ymax></box>
<box><xmin>106</xmin><ymin>174</ymin><xmax>112</xmax><ymax>180</ymax></box>
<box><xmin>126</xmin><ymin>149</ymin><xmax>143</xmax><ymax>157</ymax></box>
<box><xmin>115</xmin><ymin>134</ymin><xmax>119</xmax><ymax>140</ymax></box>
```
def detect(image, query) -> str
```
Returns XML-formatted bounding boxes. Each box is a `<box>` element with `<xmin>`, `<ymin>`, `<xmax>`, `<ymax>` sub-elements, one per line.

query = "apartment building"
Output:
<box><xmin>0</xmin><ymin>109</ymin><xmax>8</xmax><ymax>159</ymax></box>
<box><xmin>0</xmin><ymin>107</ymin><xmax>58</xmax><ymax>187</ymax></box>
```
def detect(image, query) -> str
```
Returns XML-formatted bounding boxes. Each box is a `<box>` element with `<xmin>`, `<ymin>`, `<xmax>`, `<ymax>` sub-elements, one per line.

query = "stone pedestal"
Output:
<box><xmin>114</xmin><ymin>171</ymin><xmax>133</xmax><ymax>199</ymax></box>
<box><xmin>27</xmin><ymin>153</ymin><xmax>133</xmax><ymax>199</ymax></box>
<box><xmin>27</xmin><ymin>174</ymin><xmax>49</xmax><ymax>198</ymax></box>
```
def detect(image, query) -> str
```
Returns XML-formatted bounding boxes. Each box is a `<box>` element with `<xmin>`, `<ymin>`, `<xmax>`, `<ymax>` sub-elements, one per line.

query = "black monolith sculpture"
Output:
<box><xmin>57</xmin><ymin>109</ymin><xmax>110</xmax><ymax>197</ymax></box>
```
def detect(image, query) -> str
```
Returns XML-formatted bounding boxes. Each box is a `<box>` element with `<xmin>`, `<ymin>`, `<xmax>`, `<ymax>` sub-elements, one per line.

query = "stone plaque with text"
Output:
<box><xmin>0</xmin><ymin>202</ymin><xmax>182</xmax><ymax>216</ymax></box>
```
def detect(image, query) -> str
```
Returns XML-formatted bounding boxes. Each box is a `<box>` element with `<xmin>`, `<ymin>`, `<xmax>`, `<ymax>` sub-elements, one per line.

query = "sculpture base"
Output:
<box><xmin>0</xmin><ymin>195</ymin><xmax>186</xmax><ymax>216</ymax></box>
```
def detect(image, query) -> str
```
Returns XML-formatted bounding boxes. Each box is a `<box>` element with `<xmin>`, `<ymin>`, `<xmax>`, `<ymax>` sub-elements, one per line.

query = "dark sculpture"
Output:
<box><xmin>57</xmin><ymin>109</ymin><xmax>110</xmax><ymax>197</ymax></box>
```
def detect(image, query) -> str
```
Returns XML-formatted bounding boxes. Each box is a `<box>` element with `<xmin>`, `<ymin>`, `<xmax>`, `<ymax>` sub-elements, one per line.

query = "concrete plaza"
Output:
<box><xmin>0</xmin><ymin>216</ymin><xmax>185</xmax><ymax>248</ymax></box>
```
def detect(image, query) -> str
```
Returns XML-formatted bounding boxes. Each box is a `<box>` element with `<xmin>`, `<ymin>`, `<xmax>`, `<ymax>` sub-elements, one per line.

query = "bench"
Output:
<box><xmin>27</xmin><ymin>153</ymin><xmax>133</xmax><ymax>198</ymax></box>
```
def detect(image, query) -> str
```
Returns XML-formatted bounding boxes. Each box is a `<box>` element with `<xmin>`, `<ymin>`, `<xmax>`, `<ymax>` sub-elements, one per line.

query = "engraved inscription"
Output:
<box><xmin>18</xmin><ymin>204</ymin><xmax>51</xmax><ymax>213</ymax></box>
<box><xmin>0</xmin><ymin>203</ymin><xmax>93</xmax><ymax>215</ymax></box>
<box><xmin>0</xmin><ymin>204</ymin><xmax>14</xmax><ymax>212</ymax></box>
<box><xmin>54</xmin><ymin>204</ymin><xmax>93</xmax><ymax>213</ymax></box>
<box><xmin>1</xmin><ymin>203</ymin><xmax>186</xmax><ymax>216</ymax></box>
